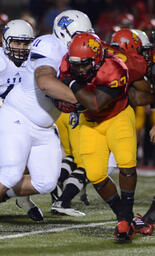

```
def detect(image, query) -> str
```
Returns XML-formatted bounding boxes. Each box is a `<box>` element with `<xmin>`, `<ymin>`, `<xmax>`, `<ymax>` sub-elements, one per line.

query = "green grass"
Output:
<box><xmin>0</xmin><ymin>171</ymin><xmax>155</xmax><ymax>256</ymax></box>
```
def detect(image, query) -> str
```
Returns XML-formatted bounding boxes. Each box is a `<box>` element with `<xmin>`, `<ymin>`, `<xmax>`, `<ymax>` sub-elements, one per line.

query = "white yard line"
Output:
<box><xmin>0</xmin><ymin>168</ymin><xmax>154</xmax><ymax>240</ymax></box>
<box><xmin>0</xmin><ymin>221</ymin><xmax>116</xmax><ymax>240</ymax></box>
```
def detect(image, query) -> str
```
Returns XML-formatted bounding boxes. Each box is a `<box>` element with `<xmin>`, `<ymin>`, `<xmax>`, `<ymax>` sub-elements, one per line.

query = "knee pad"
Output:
<box><xmin>32</xmin><ymin>179</ymin><xmax>57</xmax><ymax>194</ymax></box>
<box><xmin>0</xmin><ymin>166</ymin><xmax>23</xmax><ymax>188</ymax></box>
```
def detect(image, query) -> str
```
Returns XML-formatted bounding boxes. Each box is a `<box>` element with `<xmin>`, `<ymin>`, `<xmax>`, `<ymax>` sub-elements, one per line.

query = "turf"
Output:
<box><xmin>0</xmin><ymin>171</ymin><xmax>154</xmax><ymax>256</ymax></box>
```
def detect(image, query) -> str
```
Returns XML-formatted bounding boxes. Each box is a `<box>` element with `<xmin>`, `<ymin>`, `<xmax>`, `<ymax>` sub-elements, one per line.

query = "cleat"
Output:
<box><xmin>16</xmin><ymin>198</ymin><xmax>43</xmax><ymax>222</ymax></box>
<box><xmin>51</xmin><ymin>201</ymin><xmax>86</xmax><ymax>217</ymax></box>
<box><xmin>27</xmin><ymin>206</ymin><xmax>44</xmax><ymax>222</ymax></box>
<box><xmin>114</xmin><ymin>220</ymin><xmax>135</xmax><ymax>241</ymax></box>
<box><xmin>143</xmin><ymin>208</ymin><xmax>155</xmax><ymax>224</ymax></box>
<box><xmin>132</xmin><ymin>213</ymin><xmax>154</xmax><ymax>235</ymax></box>
<box><xmin>80</xmin><ymin>193</ymin><xmax>90</xmax><ymax>206</ymax></box>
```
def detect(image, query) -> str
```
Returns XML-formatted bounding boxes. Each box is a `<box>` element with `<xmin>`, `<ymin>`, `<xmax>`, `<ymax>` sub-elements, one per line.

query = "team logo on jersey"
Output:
<box><xmin>87</xmin><ymin>39</ymin><xmax>100</xmax><ymax>54</ymax></box>
<box><xmin>58</xmin><ymin>16</ymin><xmax>73</xmax><ymax>30</ymax></box>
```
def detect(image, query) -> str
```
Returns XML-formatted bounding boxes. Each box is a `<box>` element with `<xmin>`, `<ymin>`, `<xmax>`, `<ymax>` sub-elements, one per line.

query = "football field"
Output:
<box><xmin>0</xmin><ymin>169</ymin><xmax>155</xmax><ymax>256</ymax></box>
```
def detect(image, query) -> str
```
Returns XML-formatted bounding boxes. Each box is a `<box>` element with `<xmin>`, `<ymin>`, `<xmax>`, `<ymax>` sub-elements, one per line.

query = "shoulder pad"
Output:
<box><xmin>30</xmin><ymin>34</ymin><xmax>67</xmax><ymax>59</ymax></box>
<box><xmin>127</xmin><ymin>53</ymin><xmax>147</xmax><ymax>84</ymax></box>
<box><xmin>95</xmin><ymin>56</ymin><xmax>128</xmax><ymax>88</ymax></box>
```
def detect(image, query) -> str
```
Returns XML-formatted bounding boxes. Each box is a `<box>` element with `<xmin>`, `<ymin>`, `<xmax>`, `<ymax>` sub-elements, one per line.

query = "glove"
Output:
<box><xmin>52</xmin><ymin>95</ymin><xmax>86</xmax><ymax>113</ymax></box>
<box><xmin>52</xmin><ymin>98</ymin><xmax>77</xmax><ymax>113</ymax></box>
<box><xmin>62</xmin><ymin>77</ymin><xmax>84</xmax><ymax>94</ymax></box>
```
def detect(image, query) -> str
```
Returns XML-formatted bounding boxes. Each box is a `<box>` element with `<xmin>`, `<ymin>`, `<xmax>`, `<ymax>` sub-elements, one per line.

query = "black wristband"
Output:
<box><xmin>69</xmin><ymin>80</ymin><xmax>83</xmax><ymax>94</ymax></box>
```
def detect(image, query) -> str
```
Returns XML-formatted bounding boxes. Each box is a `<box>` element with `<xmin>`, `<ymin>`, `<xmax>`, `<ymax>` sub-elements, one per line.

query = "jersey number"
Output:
<box><xmin>110</xmin><ymin>76</ymin><xmax>127</xmax><ymax>88</ymax></box>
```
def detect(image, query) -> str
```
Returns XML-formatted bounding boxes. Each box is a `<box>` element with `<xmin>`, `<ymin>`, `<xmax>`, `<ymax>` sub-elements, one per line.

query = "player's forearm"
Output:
<box><xmin>35</xmin><ymin>66</ymin><xmax>77</xmax><ymax>103</ymax></box>
<box><xmin>39</xmin><ymin>75</ymin><xmax>77</xmax><ymax>103</ymax></box>
<box><xmin>132</xmin><ymin>78</ymin><xmax>153</xmax><ymax>93</ymax></box>
<box><xmin>128</xmin><ymin>86</ymin><xmax>155</xmax><ymax>107</ymax></box>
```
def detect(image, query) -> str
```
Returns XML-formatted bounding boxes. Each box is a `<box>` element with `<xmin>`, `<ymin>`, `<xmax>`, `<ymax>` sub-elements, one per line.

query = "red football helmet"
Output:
<box><xmin>68</xmin><ymin>32</ymin><xmax>103</xmax><ymax>81</ymax></box>
<box><xmin>111</xmin><ymin>28</ymin><xmax>142</xmax><ymax>54</ymax></box>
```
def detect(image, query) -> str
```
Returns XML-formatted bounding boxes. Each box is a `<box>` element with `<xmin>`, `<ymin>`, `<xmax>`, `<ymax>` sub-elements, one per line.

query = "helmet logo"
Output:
<box><xmin>132</xmin><ymin>32</ymin><xmax>140</xmax><ymax>44</ymax></box>
<box><xmin>87</xmin><ymin>39</ymin><xmax>100</xmax><ymax>54</ymax></box>
<box><xmin>58</xmin><ymin>16</ymin><xmax>73</xmax><ymax>30</ymax></box>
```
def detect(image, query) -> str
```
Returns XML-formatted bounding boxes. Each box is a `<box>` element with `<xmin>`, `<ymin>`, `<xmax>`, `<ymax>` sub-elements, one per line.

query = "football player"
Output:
<box><xmin>134</xmin><ymin>52</ymin><xmax>155</xmax><ymax>230</ymax></box>
<box><xmin>50</xmin><ymin>10</ymin><xmax>117</xmax><ymax>217</ymax></box>
<box><xmin>110</xmin><ymin>28</ymin><xmax>155</xmax><ymax>235</ymax></box>
<box><xmin>56</xmin><ymin>32</ymin><xmax>137</xmax><ymax>241</ymax></box>
<box><xmin>108</xmin><ymin>29</ymin><xmax>154</xmax><ymax>103</ymax></box>
<box><xmin>0</xmin><ymin>11</ymin><xmax>95</xmax><ymax>217</ymax></box>
<box><xmin>0</xmin><ymin>19</ymin><xmax>44</xmax><ymax>221</ymax></box>
<box><xmin>51</xmin><ymin>27</ymin><xmax>155</xmax><ymax>220</ymax></box>
<box><xmin>56</xmin><ymin>30</ymin><xmax>155</xmax><ymax>240</ymax></box>
<box><xmin>51</xmin><ymin>112</ymin><xmax>88</xmax><ymax>217</ymax></box>
<box><xmin>51</xmin><ymin>113</ymin><xmax>117</xmax><ymax>216</ymax></box>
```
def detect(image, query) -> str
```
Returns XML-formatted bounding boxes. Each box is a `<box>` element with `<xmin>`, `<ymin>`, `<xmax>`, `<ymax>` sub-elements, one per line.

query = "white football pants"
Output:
<box><xmin>0</xmin><ymin>104</ymin><xmax>62</xmax><ymax>194</ymax></box>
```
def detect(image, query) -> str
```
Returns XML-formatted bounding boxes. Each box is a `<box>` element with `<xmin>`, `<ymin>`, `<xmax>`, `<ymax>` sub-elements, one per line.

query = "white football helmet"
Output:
<box><xmin>53</xmin><ymin>10</ymin><xmax>94</xmax><ymax>48</ymax></box>
<box><xmin>2</xmin><ymin>19</ymin><xmax>34</xmax><ymax>63</ymax></box>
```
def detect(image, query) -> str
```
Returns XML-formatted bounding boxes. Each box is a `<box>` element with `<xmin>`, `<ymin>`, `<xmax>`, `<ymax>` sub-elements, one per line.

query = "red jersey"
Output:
<box><xmin>102</xmin><ymin>42</ymin><xmax>147</xmax><ymax>85</ymax></box>
<box><xmin>60</xmin><ymin>53</ymin><xmax>129</xmax><ymax>122</ymax></box>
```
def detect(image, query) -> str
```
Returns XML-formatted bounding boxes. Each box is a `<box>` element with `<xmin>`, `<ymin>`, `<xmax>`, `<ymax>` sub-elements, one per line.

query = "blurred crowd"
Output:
<box><xmin>0</xmin><ymin>0</ymin><xmax>155</xmax><ymax>168</ymax></box>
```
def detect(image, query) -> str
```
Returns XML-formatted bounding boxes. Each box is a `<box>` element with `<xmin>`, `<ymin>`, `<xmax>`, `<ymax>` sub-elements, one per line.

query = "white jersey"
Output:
<box><xmin>0</xmin><ymin>47</ymin><xmax>26</xmax><ymax>96</ymax></box>
<box><xmin>4</xmin><ymin>34</ymin><xmax>68</xmax><ymax>128</ymax></box>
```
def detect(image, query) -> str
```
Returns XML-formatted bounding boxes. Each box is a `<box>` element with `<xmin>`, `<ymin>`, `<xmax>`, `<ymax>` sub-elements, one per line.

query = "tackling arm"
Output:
<box><xmin>35</xmin><ymin>65</ymin><xmax>77</xmax><ymax>104</ymax></box>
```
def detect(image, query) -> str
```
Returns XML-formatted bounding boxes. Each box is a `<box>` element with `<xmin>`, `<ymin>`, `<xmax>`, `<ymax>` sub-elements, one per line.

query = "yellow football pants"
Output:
<box><xmin>56</xmin><ymin>112</ymin><xmax>85</xmax><ymax>168</ymax></box>
<box><xmin>79</xmin><ymin>105</ymin><xmax>137</xmax><ymax>184</ymax></box>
